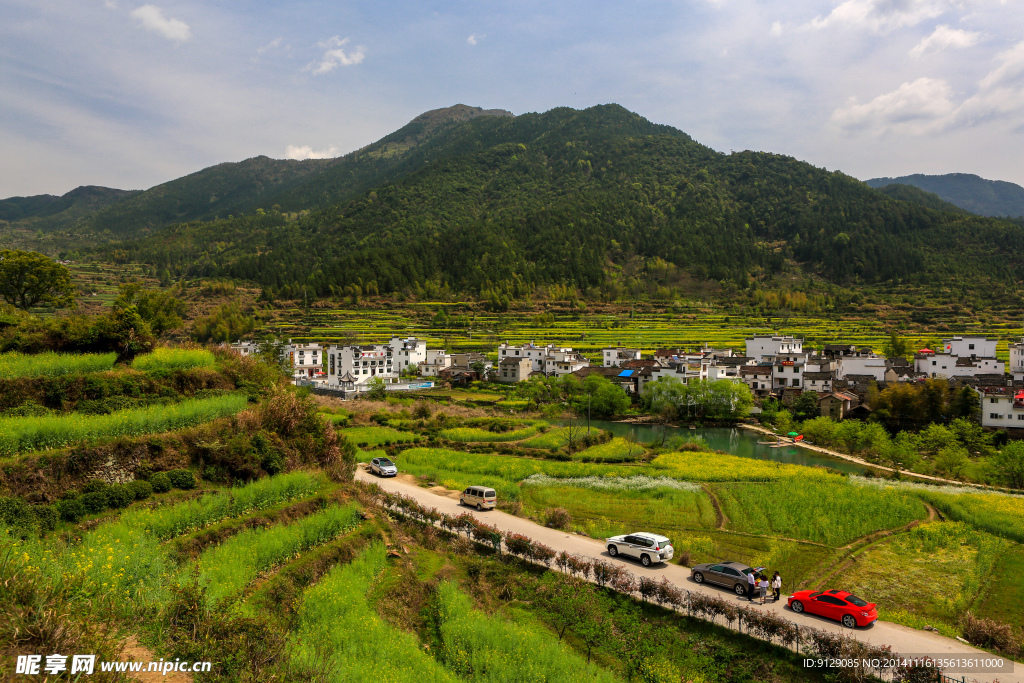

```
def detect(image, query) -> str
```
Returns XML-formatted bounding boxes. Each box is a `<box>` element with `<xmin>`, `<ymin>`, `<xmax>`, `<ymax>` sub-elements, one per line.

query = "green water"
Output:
<box><xmin>567</xmin><ymin>419</ymin><xmax>864</xmax><ymax>475</ymax></box>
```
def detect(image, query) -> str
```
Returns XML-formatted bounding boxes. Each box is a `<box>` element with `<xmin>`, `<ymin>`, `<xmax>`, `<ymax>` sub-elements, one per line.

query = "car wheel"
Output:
<box><xmin>842</xmin><ymin>614</ymin><xmax>856</xmax><ymax>629</ymax></box>
<box><xmin>476</xmin><ymin>503</ymin><xmax>483</xmax><ymax>511</ymax></box>
<box><xmin>791</xmin><ymin>600</ymin><xmax>804</xmax><ymax>614</ymax></box>
<box><xmin>459</xmin><ymin>499</ymin><xmax>464</xmax><ymax>506</ymax></box>
<box><xmin>607</xmin><ymin>545</ymin><xmax>618</xmax><ymax>557</ymax></box>
<box><xmin>641</xmin><ymin>554</ymin><xmax>652</xmax><ymax>567</ymax></box>
<box><xmin>693</xmin><ymin>572</ymin><xmax>704</xmax><ymax>584</ymax></box>
<box><xmin>734</xmin><ymin>583</ymin><xmax>746</xmax><ymax>596</ymax></box>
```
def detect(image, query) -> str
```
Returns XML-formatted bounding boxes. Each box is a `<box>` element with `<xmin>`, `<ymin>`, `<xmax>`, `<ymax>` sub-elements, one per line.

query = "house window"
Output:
<box><xmin>990</xmin><ymin>413</ymin><xmax>1001</xmax><ymax>419</ymax></box>
<box><xmin>792</xmin><ymin>379</ymin><xmax>800</xmax><ymax>387</ymax></box>
<box><xmin>1018</xmin><ymin>415</ymin><xmax>1024</xmax><ymax>421</ymax></box>
<box><xmin>932</xmin><ymin>361</ymin><xmax>936</xmax><ymax>366</ymax></box>
<box><xmin>969</xmin><ymin>344</ymin><xmax>975</xmax><ymax>350</ymax></box>
<box><xmin>991</xmin><ymin>398</ymin><xmax>998</xmax><ymax>404</ymax></box>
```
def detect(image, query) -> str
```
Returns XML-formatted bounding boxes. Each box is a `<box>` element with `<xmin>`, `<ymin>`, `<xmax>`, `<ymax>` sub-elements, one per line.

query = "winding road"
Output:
<box><xmin>356</xmin><ymin>468</ymin><xmax>1021</xmax><ymax>683</ymax></box>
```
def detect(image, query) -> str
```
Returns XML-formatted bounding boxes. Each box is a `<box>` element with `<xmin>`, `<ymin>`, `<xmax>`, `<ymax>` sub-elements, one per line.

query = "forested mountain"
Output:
<box><xmin>865</xmin><ymin>173</ymin><xmax>1024</xmax><ymax>218</ymax></box>
<box><xmin>102</xmin><ymin>104</ymin><xmax>1024</xmax><ymax>300</ymax></box>
<box><xmin>0</xmin><ymin>186</ymin><xmax>139</xmax><ymax>231</ymax></box>
<box><xmin>870</xmin><ymin>183</ymin><xmax>968</xmax><ymax>215</ymax></box>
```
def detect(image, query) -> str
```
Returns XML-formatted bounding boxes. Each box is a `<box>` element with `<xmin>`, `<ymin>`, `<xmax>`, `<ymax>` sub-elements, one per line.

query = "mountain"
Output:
<box><xmin>865</xmin><ymin>173</ymin><xmax>1024</xmax><ymax>218</ymax></box>
<box><xmin>869</xmin><ymin>183</ymin><xmax>969</xmax><ymax>215</ymax></box>
<box><xmin>0</xmin><ymin>186</ymin><xmax>139</xmax><ymax>231</ymax></box>
<box><xmin>102</xmin><ymin>104</ymin><xmax>1024</xmax><ymax>301</ymax></box>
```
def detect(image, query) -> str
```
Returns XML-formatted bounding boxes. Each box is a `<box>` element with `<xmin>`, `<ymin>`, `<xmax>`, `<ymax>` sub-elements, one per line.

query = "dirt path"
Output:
<box><xmin>121</xmin><ymin>637</ymin><xmax>192</xmax><ymax>683</ymax></box>
<box><xmin>357</xmin><ymin>469</ymin><xmax>1022</xmax><ymax>683</ymax></box>
<box><xmin>701</xmin><ymin>484</ymin><xmax>729</xmax><ymax>530</ymax></box>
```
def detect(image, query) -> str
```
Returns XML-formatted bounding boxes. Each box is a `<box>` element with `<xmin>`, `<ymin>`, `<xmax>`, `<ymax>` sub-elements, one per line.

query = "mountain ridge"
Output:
<box><xmin>865</xmin><ymin>173</ymin><xmax>1024</xmax><ymax>218</ymax></box>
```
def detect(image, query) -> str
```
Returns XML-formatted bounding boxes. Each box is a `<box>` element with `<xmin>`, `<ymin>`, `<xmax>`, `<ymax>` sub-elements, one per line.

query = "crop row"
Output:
<box><xmin>130</xmin><ymin>347</ymin><xmax>216</xmax><ymax>372</ymax></box>
<box><xmin>0</xmin><ymin>351</ymin><xmax>117</xmax><ymax>379</ymax></box>
<box><xmin>0</xmin><ymin>393</ymin><xmax>250</xmax><ymax>456</ymax></box>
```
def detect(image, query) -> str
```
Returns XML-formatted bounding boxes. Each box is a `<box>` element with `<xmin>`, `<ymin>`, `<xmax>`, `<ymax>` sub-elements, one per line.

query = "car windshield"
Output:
<box><xmin>844</xmin><ymin>595</ymin><xmax>869</xmax><ymax>607</ymax></box>
<box><xmin>379</xmin><ymin>459</ymin><xmax>393</xmax><ymax>466</ymax></box>
<box><xmin>484</xmin><ymin>490</ymin><xmax>495</xmax><ymax>497</ymax></box>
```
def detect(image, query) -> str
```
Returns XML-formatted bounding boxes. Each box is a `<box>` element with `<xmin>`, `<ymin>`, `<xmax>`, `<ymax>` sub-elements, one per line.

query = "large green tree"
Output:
<box><xmin>0</xmin><ymin>249</ymin><xmax>76</xmax><ymax>310</ymax></box>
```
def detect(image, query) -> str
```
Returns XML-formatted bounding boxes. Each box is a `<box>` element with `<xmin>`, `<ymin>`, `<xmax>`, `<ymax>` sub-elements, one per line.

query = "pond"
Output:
<box><xmin>563</xmin><ymin>419</ymin><xmax>865</xmax><ymax>475</ymax></box>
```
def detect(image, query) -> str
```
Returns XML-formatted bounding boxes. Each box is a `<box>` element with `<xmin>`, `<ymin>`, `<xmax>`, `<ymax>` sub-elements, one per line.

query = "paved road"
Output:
<box><xmin>356</xmin><ymin>468</ymin><xmax>1022</xmax><ymax>683</ymax></box>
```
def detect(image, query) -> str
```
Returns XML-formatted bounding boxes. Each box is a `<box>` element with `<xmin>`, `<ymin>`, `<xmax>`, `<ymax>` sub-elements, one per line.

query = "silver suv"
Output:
<box><xmin>606</xmin><ymin>533</ymin><xmax>674</xmax><ymax>566</ymax></box>
<box><xmin>370</xmin><ymin>457</ymin><xmax>397</xmax><ymax>477</ymax></box>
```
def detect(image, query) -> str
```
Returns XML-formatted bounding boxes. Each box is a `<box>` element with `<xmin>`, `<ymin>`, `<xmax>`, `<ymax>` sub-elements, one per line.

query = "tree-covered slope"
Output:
<box><xmin>866</xmin><ymin>173</ymin><xmax>1024</xmax><ymax>219</ymax></box>
<box><xmin>105</xmin><ymin>104</ymin><xmax>1024</xmax><ymax>298</ymax></box>
<box><xmin>870</xmin><ymin>183</ymin><xmax>969</xmax><ymax>216</ymax></box>
<box><xmin>0</xmin><ymin>186</ymin><xmax>140</xmax><ymax>231</ymax></box>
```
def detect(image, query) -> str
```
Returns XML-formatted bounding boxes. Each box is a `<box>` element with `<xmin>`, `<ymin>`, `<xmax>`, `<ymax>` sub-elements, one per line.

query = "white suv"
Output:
<box><xmin>606</xmin><ymin>533</ymin><xmax>674</xmax><ymax>566</ymax></box>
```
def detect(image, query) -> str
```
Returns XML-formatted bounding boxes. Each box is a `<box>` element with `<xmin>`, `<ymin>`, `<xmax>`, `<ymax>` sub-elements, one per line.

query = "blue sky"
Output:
<box><xmin>2</xmin><ymin>0</ymin><xmax>1023</xmax><ymax>197</ymax></box>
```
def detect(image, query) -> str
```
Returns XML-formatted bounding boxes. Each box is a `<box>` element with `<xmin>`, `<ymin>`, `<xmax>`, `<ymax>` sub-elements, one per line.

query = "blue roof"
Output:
<box><xmin>618</xmin><ymin>370</ymin><xmax>634</xmax><ymax>377</ymax></box>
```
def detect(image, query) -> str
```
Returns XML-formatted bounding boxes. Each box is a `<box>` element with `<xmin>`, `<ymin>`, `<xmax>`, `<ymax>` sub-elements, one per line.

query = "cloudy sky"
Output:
<box><xmin>2</xmin><ymin>0</ymin><xmax>1023</xmax><ymax>197</ymax></box>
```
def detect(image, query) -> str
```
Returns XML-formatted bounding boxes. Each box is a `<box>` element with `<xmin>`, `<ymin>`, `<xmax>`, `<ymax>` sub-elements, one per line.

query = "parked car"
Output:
<box><xmin>606</xmin><ymin>533</ymin><xmax>674</xmax><ymax>566</ymax></box>
<box><xmin>369</xmin><ymin>457</ymin><xmax>397</xmax><ymax>477</ymax></box>
<box><xmin>690</xmin><ymin>561</ymin><xmax>756</xmax><ymax>595</ymax></box>
<box><xmin>788</xmin><ymin>589</ymin><xmax>878</xmax><ymax>628</ymax></box>
<box><xmin>460</xmin><ymin>486</ymin><xmax>496</xmax><ymax>511</ymax></box>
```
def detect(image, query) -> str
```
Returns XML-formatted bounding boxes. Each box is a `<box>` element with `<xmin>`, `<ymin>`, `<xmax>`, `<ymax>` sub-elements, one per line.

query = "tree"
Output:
<box><xmin>935</xmin><ymin>445</ymin><xmax>969</xmax><ymax>479</ymax></box>
<box><xmin>792</xmin><ymin>391</ymin><xmax>820</xmax><ymax>422</ymax></box>
<box><xmin>580</xmin><ymin>374</ymin><xmax>630</xmax><ymax>419</ymax></box>
<box><xmin>991</xmin><ymin>441</ymin><xmax>1024</xmax><ymax>489</ymax></box>
<box><xmin>950</xmin><ymin>387</ymin><xmax>980</xmax><ymax>420</ymax></box>
<box><xmin>0</xmin><ymin>249</ymin><xmax>76</xmax><ymax>310</ymax></box>
<box><xmin>116</xmin><ymin>282</ymin><xmax>186</xmax><ymax>336</ymax></box>
<box><xmin>883</xmin><ymin>331</ymin><xmax>911</xmax><ymax>359</ymax></box>
<box><xmin>365</xmin><ymin>376</ymin><xmax>387</xmax><ymax>400</ymax></box>
<box><xmin>950</xmin><ymin>417</ymin><xmax>993</xmax><ymax>456</ymax></box>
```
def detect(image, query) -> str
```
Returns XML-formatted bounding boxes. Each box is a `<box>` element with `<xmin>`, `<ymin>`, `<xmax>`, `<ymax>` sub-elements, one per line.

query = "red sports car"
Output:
<box><xmin>788</xmin><ymin>589</ymin><xmax>878</xmax><ymax>628</ymax></box>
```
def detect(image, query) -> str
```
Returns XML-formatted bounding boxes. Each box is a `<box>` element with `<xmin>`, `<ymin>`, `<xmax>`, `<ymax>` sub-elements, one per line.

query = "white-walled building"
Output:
<box><xmin>497</xmin><ymin>342</ymin><xmax>583</xmax><ymax>376</ymax></box>
<box><xmin>944</xmin><ymin>336</ymin><xmax>997</xmax><ymax>358</ymax></box>
<box><xmin>975</xmin><ymin>386</ymin><xmax>1024</xmax><ymax>429</ymax></box>
<box><xmin>229</xmin><ymin>340</ymin><xmax>260</xmax><ymax>357</ymax></box>
<box><xmin>390</xmin><ymin>337</ymin><xmax>427</xmax><ymax>374</ymax></box>
<box><xmin>418</xmin><ymin>350</ymin><xmax>452</xmax><ymax>377</ymax></box>
<box><xmin>325</xmin><ymin>343</ymin><xmax>396</xmax><ymax>386</ymax></box>
<box><xmin>498</xmin><ymin>357</ymin><xmax>532</xmax><ymax>383</ymax></box>
<box><xmin>838</xmin><ymin>355</ymin><xmax>887</xmax><ymax>382</ymax></box>
<box><xmin>602</xmin><ymin>347</ymin><xmax>642</xmax><ymax>367</ymax></box>
<box><xmin>1010</xmin><ymin>338</ymin><xmax>1024</xmax><ymax>380</ymax></box>
<box><xmin>772</xmin><ymin>354</ymin><xmax>807</xmax><ymax>388</ymax></box>
<box><xmin>739</xmin><ymin>366</ymin><xmax>772</xmax><ymax>394</ymax></box>
<box><xmin>745</xmin><ymin>335</ymin><xmax>803</xmax><ymax>362</ymax></box>
<box><xmin>284</xmin><ymin>341</ymin><xmax>323</xmax><ymax>379</ymax></box>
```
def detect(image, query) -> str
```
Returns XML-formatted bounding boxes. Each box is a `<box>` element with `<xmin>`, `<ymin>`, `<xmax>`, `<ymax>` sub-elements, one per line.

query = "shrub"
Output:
<box><xmin>79</xmin><ymin>491</ymin><xmax>109</xmax><ymax>514</ymax></box>
<box><xmin>81</xmin><ymin>479</ymin><xmax>110</xmax><ymax>494</ymax></box>
<box><xmin>149</xmin><ymin>472</ymin><xmax>172</xmax><ymax>493</ymax></box>
<box><xmin>545</xmin><ymin>507</ymin><xmax>572</xmax><ymax>529</ymax></box>
<box><xmin>0</xmin><ymin>496</ymin><xmax>38</xmax><ymax>535</ymax></box>
<box><xmin>959</xmin><ymin>612</ymin><xmax>1021</xmax><ymax>656</ymax></box>
<box><xmin>168</xmin><ymin>469</ymin><xmax>197</xmax><ymax>490</ymax></box>
<box><xmin>56</xmin><ymin>497</ymin><xmax>87</xmax><ymax>522</ymax></box>
<box><xmin>127</xmin><ymin>480</ymin><xmax>153</xmax><ymax>500</ymax></box>
<box><xmin>32</xmin><ymin>504</ymin><xmax>58</xmax><ymax>532</ymax></box>
<box><xmin>105</xmin><ymin>484</ymin><xmax>134</xmax><ymax>509</ymax></box>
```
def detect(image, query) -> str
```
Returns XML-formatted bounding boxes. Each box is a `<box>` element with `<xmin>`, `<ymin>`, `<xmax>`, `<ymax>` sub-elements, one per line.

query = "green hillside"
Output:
<box><xmin>103</xmin><ymin>104</ymin><xmax>1024</xmax><ymax>300</ymax></box>
<box><xmin>866</xmin><ymin>173</ymin><xmax>1024</xmax><ymax>219</ymax></box>
<box><xmin>0</xmin><ymin>185</ymin><xmax>139</xmax><ymax>231</ymax></box>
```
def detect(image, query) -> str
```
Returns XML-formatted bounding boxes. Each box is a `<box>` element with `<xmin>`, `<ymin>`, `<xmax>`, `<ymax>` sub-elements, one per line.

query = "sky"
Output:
<box><xmin>2</xmin><ymin>0</ymin><xmax>1023</xmax><ymax>198</ymax></box>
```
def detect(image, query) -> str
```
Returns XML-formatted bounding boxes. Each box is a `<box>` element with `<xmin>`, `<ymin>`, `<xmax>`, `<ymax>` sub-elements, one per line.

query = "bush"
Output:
<box><xmin>56</xmin><ymin>497</ymin><xmax>87</xmax><ymax>523</ymax></box>
<box><xmin>105</xmin><ymin>484</ymin><xmax>134</xmax><ymax>509</ymax></box>
<box><xmin>959</xmin><ymin>612</ymin><xmax>1021</xmax><ymax>656</ymax></box>
<box><xmin>81</xmin><ymin>479</ymin><xmax>110</xmax><ymax>494</ymax></box>
<box><xmin>168</xmin><ymin>469</ymin><xmax>197</xmax><ymax>490</ymax></box>
<box><xmin>545</xmin><ymin>507</ymin><xmax>572</xmax><ymax>530</ymax></box>
<box><xmin>79</xmin><ymin>491</ymin><xmax>109</xmax><ymax>514</ymax></box>
<box><xmin>127</xmin><ymin>480</ymin><xmax>153</xmax><ymax>500</ymax></box>
<box><xmin>149</xmin><ymin>472</ymin><xmax>172</xmax><ymax>493</ymax></box>
<box><xmin>33</xmin><ymin>504</ymin><xmax>58</xmax><ymax>532</ymax></box>
<box><xmin>0</xmin><ymin>496</ymin><xmax>37</xmax><ymax>535</ymax></box>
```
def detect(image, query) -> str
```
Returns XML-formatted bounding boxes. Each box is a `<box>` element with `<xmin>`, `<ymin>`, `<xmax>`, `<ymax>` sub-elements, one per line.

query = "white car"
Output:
<box><xmin>370</xmin><ymin>457</ymin><xmax>397</xmax><ymax>477</ymax></box>
<box><xmin>606</xmin><ymin>533</ymin><xmax>674</xmax><ymax>567</ymax></box>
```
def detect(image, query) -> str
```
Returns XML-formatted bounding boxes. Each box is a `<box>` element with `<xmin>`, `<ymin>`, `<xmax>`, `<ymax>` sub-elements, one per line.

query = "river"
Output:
<box><xmin>563</xmin><ymin>419</ymin><xmax>864</xmax><ymax>475</ymax></box>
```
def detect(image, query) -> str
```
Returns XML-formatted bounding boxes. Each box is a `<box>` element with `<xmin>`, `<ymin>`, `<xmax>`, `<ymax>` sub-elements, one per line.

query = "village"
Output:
<box><xmin>231</xmin><ymin>333</ymin><xmax>1024</xmax><ymax>432</ymax></box>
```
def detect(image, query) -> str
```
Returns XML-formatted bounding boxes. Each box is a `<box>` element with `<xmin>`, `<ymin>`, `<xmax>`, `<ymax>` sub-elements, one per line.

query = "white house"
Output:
<box><xmin>745</xmin><ymin>335</ymin><xmax>803</xmax><ymax>362</ymax></box>
<box><xmin>1010</xmin><ymin>338</ymin><xmax>1024</xmax><ymax>380</ymax></box>
<box><xmin>418</xmin><ymin>350</ymin><xmax>452</xmax><ymax>377</ymax></box>
<box><xmin>602</xmin><ymin>347</ymin><xmax>642</xmax><ymax>368</ymax></box>
<box><xmin>498</xmin><ymin>356</ymin><xmax>532</xmax><ymax>383</ymax></box>
<box><xmin>974</xmin><ymin>386</ymin><xmax>1024</xmax><ymax>429</ymax></box>
<box><xmin>739</xmin><ymin>365</ymin><xmax>772</xmax><ymax>394</ymax></box>
<box><xmin>283</xmin><ymin>341</ymin><xmax>323</xmax><ymax>379</ymax></box>
<box><xmin>229</xmin><ymin>340</ymin><xmax>260</xmax><ymax>357</ymax></box>
<box><xmin>325</xmin><ymin>343</ymin><xmax>397</xmax><ymax>386</ymax></box>
<box><xmin>944</xmin><ymin>336</ymin><xmax>997</xmax><ymax>358</ymax></box>
<box><xmin>838</xmin><ymin>354</ymin><xmax>887</xmax><ymax>382</ymax></box>
<box><xmin>390</xmin><ymin>337</ymin><xmax>427</xmax><ymax>374</ymax></box>
<box><xmin>498</xmin><ymin>342</ymin><xmax>582</xmax><ymax>376</ymax></box>
<box><xmin>772</xmin><ymin>354</ymin><xmax>807</xmax><ymax>388</ymax></box>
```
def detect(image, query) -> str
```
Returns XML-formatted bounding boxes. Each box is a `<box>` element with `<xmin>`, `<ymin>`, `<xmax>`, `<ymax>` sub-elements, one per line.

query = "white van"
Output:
<box><xmin>460</xmin><ymin>486</ymin><xmax>496</xmax><ymax>511</ymax></box>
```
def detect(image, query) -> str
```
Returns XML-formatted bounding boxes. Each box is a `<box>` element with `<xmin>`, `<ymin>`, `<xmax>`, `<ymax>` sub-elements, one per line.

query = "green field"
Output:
<box><xmin>340</xmin><ymin>425</ymin><xmax>422</xmax><ymax>447</ymax></box>
<box><xmin>0</xmin><ymin>351</ymin><xmax>117</xmax><ymax>379</ymax></box>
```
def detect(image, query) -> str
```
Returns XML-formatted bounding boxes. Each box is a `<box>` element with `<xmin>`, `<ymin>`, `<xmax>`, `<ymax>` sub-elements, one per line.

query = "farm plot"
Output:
<box><xmin>573</xmin><ymin>437</ymin><xmax>645</xmax><ymax>462</ymax></box>
<box><xmin>713</xmin><ymin>480</ymin><xmax>926</xmax><ymax>546</ymax></box>
<box><xmin>0</xmin><ymin>351</ymin><xmax>117</xmax><ymax>379</ymax></box>
<box><xmin>439</xmin><ymin>424</ymin><xmax>543</xmax><ymax>442</ymax></box>
<box><xmin>972</xmin><ymin>544</ymin><xmax>1024</xmax><ymax>630</ymax></box>
<box><xmin>340</xmin><ymin>425</ymin><xmax>421</xmax><ymax>448</ymax></box>
<box><xmin>837</xmin><ymin>522</ymin><xmax>1007</xmax><ymax>631</ymax></box>
<box><xmin>0</xmin><ymin>393</ymin><xmax>249</xmax><ymax>456</ymax></box>
<box><xmin>131</xmin><ymin>347</ymin><xmax>216</xmax><ymax>372</ymax></box>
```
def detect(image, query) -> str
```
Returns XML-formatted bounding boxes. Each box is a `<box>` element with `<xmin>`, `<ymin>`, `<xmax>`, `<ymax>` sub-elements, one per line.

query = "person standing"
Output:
<box><xmin>772</xmin><ymin>571</ymin><xmax>782</xmax><ymax>603</ymax></box>
<box><xmin>747</xmin><ymin>569</ymin><xmax>756</xmax><ymax>601</ymax></box>
<box><xmin>758</xmin><ymin>575</ymin><xmax>769</xmax><ymax>604</ymax></box>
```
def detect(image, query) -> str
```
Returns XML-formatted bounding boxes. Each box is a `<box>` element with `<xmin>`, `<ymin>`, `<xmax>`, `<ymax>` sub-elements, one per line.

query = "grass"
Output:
<box><xmin>190</xmin><ymin>503</ymin><xmax>361</xmax><ymax>603</ymax></box>
<box><xmin>130</xmin><ymin>347</ymin><xmax>216</xmax><ymax>372</ymax></box>
<box><xmin>520</xmin><ymin>427</ymin><xmax>570</xmax><ymax>449</ymax></box>
<box><xmin>839</xmin><ymin>522</ymin><xmax>1008</xmax><ymax>630</ymax></box>
<box><xmin>0</xmin><ymin>393</ymin><xmax>249</xmax><ymax>456</ymax></box>
<box><xmin>433</xmin><ymin>580</ymin><xmax>621</xmax><ymax>682</ymax></box>
<box><xmin>972</xmin><ymin>544</ymin><xmax>1024</xmax><ymax>630</ymax></box>
<box><xmin>289</xmin><ymin>542</ymin><xmax>460</xmax><ymax>683</ymax></box>
<box><xmin>650</xmin><ymin>450</ymin><xmax>844</xmax><ymax>482</ymax></box>
<box><xmin>339</xmin><ymin>425</ymin><xmax>421</xmax><ymax>447</ymax></box>
<box><xmin>573</xmin><ymin>438</ymin><xmax>644</xmax><ymax>462</ymax></box>
<box><xmin>713</xmin><ymin>480</ymin><xmax>926</xmax><ymax>546</ymax></box>
<box><xmin>0</xmin><ymin>351</ymin><xmax>117</xmax><ymax>379</ymax></box>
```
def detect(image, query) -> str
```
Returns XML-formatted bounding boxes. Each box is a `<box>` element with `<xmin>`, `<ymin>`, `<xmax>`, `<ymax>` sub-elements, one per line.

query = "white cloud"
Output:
<box><xmin>910</xmin><ymin>24</ymin><xmax>980</xmax><ymax>56</ymax></box>
<box><xmin>954</xmin><ymin>39</ymin><xmax>1024</xmax><ymax>125</ymax></box>
<box><xmin>131</xmin><ymin>5</ymin><xmax>192</xmax><ymax>42</ymax></box>
<box><xmin>257</xmin><ymin>37</ymin><xmax>283</xmax><ymax>54</ymax></box>
<box><xmin>285</xmin><ymin>144</ymin><xmax>339</xmax><ymax>160</ymax></box>
<box><xmin>306</xmin><ymin>36</ymin><xmax>365</xmax><ymax>74</ymax></box>
<box><xmin>103</xmin><ymin>0</ymin><xmax>117</xmax><ymax>9</ymax></box>
<box><xmin>467</xmin><ymin>33</ymin><xmax>484</xmax><ymax>45</ymax></box>
<box><xmin>831</xmin><ymin>77</ymin><xmax>956</xmax><ymax>133</ymax></box>
<box><xmin>810</xmin><ymin>0</ymin><xmax>962</xmax><ymax>33</ymax></box>
<box><xmin>769</xmin><ymin>21</ymin><xmax>783</xmax><ymax>37</ymax></box>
